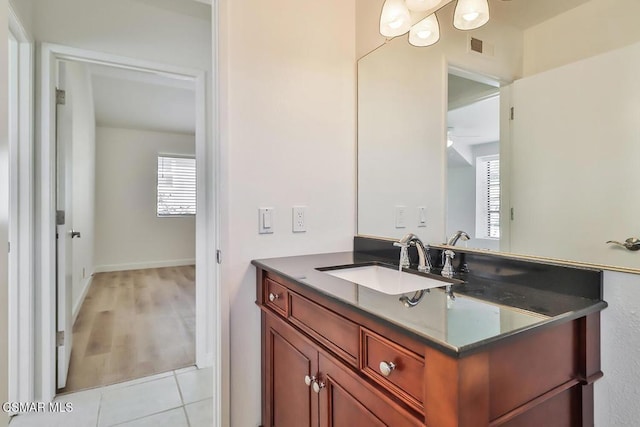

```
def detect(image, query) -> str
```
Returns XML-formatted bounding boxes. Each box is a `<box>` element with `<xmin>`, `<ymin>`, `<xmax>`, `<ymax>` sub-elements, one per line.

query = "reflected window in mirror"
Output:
<box><xmin>475</xmin><ymin>154</ymin><xmax>500</xmax><ymax>240</ymax></box>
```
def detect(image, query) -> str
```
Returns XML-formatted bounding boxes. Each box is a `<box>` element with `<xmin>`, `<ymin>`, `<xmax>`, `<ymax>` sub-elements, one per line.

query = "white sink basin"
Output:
<box><xmin>322</xmin><ymin>265</ymin><xmax>450</xmax><ymax>295</ymax></box>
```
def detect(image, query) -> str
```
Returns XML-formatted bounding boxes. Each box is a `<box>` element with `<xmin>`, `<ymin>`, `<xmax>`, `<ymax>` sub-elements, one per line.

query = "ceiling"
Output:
<box><xmin>489</xmin><ymin>0</ymin><xmax>591</xmax><ymax>30</ymax></box>
<box><xmin>90</xmin><ymin>63</ymin><xmax>196</xmax><ymax>135</ymax></box>
<box><xmin>448</xmin><ymin>74</ymin><xmax>497</xmax><ymax>110</ymax></box>
<box><xmin>447</xmin><ymin>94</ymin><xmax>500</xmax><ymax>167</ymax></box>
<box><xmin>129</xmin><ymin>0</ymin><xmax>211</xmax><ymax>20</ymax></box>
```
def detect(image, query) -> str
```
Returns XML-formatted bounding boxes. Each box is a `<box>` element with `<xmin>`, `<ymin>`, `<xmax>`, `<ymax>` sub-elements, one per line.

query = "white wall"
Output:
<box><xmin>65</xmin><ymin>61</ymin><xmax>96</xmax><ymax>316</ymax></box>
<box><xmin>523</xmin><ymin>0</ymin><xmax>640</xmax><ymax>77</ymax></box>
<box><xmin>358</xmin><ymin>36</ymin><xmax>447</xmax><ymax>242</ymax></box>
<box><xmin>509</xmin><ymin>41</ymin><xmax>640</xmax><ymax>270</ymax></box>
<box><xmin>220</xmin><ymin>0</ymin><xmax>356</xmax><ymax>424</ymax></box>
<box><xmin>447</xmin><ymin>165</ymin><xmax>475</xmax><ymax>238</ymax></box>
<box><xmin>355</xmin><ymin>0</ymin><xmax>385</xmax><ymax>59</ymax></box>
<box><xmin>28</xmin><ymin>0</ymin><xmax>211</xmax><ymax>72</ymax></box>
<box><xmin>94</xmin><ymin>127</ymin><xmax>195</xmax><ymax>271</ymax></box>
<box><xmin>596</xmin><ymin>271</ymin><xmax>640</xmax><ymax>426</ymax></box>
<box><xmin>1</xmin><ymin>0</ymin><xmax>11</xmax><ymax>425</ymax></box>
<box><xmin>8</xmin><ymin>0</ymin><xmax>33</xmax><ymax>35</ymax></box>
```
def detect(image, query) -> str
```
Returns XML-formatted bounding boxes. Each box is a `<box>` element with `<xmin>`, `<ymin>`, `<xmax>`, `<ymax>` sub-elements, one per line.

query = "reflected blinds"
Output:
<box><xmin>485</xmin><ymin>158</ymin><xmax>500</xmax><ymax>238</ymax></box>
<box><xmin>157</xmin><ymin>155</ymin><xmax>196</xmax><ymax>216</ymax></box>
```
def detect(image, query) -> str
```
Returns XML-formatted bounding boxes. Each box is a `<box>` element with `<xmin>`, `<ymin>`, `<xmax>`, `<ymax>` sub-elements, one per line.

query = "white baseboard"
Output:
<box><xmin>94</xmin><ymin>258</ymin><xmax>196</xmax><ymax>273</ymax></box>
<box><xmin>72</xmin><ymin>274</ymin><xmax>93</xmax><ymax>325</ymax></box>
<box><xmin>197</xmin><ymin>352</ymin><xmax>214</xmax><ymax>369</ymax></box>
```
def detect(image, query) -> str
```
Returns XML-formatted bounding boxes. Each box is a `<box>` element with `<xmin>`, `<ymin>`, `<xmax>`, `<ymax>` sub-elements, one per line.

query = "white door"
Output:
<box><xmin>56</xmin><ymin>61</ymin><xmax>74</xmax><ymax>389</ymax></box>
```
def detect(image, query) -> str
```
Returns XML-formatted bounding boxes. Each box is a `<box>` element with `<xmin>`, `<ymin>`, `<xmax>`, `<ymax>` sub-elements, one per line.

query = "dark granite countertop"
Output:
<box><xmin>252</xmin><ymin>250</ymin><xmax>607</xmax><ymax>357</ymax></box>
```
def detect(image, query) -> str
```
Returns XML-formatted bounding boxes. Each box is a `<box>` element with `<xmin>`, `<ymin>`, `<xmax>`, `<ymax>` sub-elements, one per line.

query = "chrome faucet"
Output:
<box><xmin>447</xmin><ymin>230</ymin><xmax>470</xmax><ymax>246</ymax></box>
<box><xmin>393</xmin><ymin>233</ymin><xmax>432</xmax><ymax>272</ymax></box>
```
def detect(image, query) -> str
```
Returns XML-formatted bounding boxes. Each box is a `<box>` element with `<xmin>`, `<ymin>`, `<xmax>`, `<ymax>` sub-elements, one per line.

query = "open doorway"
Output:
<box><xmin>7</xmin><ymin>0</ymin><xmax>219</xmax><ymax>424</ymax></box>
<box><xmin>54</xmin><ymin>58</ymin><xmax>199</xmax><ymax>393</ymax></box>
<box><xmin>446</xmin><ymin>68</ymin><xmax>502</xmax><ymax>250</ymax></box>
<box><xmin>35</xmin><ymin>43</ymin><xmax>212</xmax><ymax>405</ymax></box>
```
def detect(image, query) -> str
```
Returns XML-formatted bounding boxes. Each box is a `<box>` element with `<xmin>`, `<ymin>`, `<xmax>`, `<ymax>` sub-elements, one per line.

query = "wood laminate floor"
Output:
<box><xmin>60</xmin><ymin>266</ymin><xmax>196</xmax><ymax>393</ymax></box>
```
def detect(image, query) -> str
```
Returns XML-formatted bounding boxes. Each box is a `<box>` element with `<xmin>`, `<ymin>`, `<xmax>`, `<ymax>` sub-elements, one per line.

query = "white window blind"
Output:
<box><xmin>475</xmin><ymin>155</ymin><xmax>500</xmax><ymax>239</ymax></box>
<box><xmin>157</xmin><ymin>155</ymin><xmax>196</xmax><ymax>216</ymax></box>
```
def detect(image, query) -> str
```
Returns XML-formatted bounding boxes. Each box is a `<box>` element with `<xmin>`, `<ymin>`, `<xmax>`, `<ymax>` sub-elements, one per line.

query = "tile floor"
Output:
<box><xmin>9</xmin><ymin>366</ymin><xmax>213</xmax><ymax>427</ymax></box>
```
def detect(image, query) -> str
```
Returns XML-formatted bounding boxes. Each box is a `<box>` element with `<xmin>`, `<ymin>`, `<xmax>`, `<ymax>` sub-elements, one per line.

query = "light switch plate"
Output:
<box><xmin>417</xmin><ymin>207</ymin><xmax>427</xmax><ymax>227</ymax></box>
<box><xmin>395</xmin><ymin>206</ymin><xmax>407</xmax><ymax>228</ymax></box>
<box><xmin>259</xmin><ymin>208</ymin><xmax>274</xmax><ymax>234</ymax></box>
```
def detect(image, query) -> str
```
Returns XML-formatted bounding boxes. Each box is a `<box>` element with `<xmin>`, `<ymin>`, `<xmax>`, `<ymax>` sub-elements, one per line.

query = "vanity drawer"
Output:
<box><xmin>264</xmin><ymin>278</ymin><xmax>288</xmax><ymax>317</ymax></box>
<box><xmin>361</xmin><ymin>328</ymin><xmax>424</xmax><ymax>412</ymax></box>
<box><xmin>289</xmin><ymin>293</ymin><xmax>360</xmax><ymax>367</ymax></box>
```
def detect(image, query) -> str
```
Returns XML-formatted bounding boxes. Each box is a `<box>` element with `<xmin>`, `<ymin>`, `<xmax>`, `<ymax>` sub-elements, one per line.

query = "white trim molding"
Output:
<box><xmin>8</xmin><ymin>3</ymin><xmax>35</xmax><ymax>409</ymax></box>
<box><xmin>211</xmin><ymin>1</ymin><xmax>229</xmax><ymax>426</ymax></box>
<box><xmin>71</xmin><ymin>275</ymin><xmax>92</xmax><ymax>325</ymax></box>
<box><xmin>94</xmin><ymin>259</ymin><xmax>196</xmax><ymax>273</ymax></box>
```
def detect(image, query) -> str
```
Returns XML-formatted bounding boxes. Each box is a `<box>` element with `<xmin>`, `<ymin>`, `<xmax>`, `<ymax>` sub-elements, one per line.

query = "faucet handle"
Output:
<box><xmin>398</xmin><ymin>246</ymin><xmax>410</xmax><ymax>269</ymax></box>
<box><xmin>441</xmin><ymin>250</ymin><xmax>455</xmax><ymax>278</ymax></box>
<box><xmin>394</xmin><ymin>240</ymin><xmax>411</xmax><ymax>269</ymax></box>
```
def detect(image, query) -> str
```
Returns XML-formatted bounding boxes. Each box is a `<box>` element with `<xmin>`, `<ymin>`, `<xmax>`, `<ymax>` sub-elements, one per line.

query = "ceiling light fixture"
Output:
<box><xmin>453</xmin><ymin>0</ymin><xmax>490</xmax><ymax>30</ymax></box>
<box><xmin>409</xmin><ymin>14</ymin><xmax>440</xmax><ymax>47</ymax></box>
<box><xmin>379</xmin><ymin>0</ymin><xmax>490</xmax><ymax>47</ymax></box>
<box><xmin>380</xmin><ymin>0</ymin><xmax>412</xmax><ymax>37</ymax></box>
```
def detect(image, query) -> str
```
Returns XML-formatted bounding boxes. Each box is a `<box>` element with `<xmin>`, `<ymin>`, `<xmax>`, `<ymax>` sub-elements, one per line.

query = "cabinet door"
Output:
<box><xmin>264</xmin><ymin>313</ymin><xmax>319</xmax><ymax>427</ymax></box>
<box><xmin>318</xmin><ymin>353</ymin><xmax>422</xmax><ymax>427</ymax></box>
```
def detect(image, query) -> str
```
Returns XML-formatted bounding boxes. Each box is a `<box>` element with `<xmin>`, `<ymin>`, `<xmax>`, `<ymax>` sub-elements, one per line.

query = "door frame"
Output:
<box><xmin>8</xmin><ymin>4</ymin><xmax>35</xmax><ymax>409</ymax></box>
<box><xmin>37</xmin><ymin>43</ymin><xmax>218</xmax><ymax>404</ymax></box>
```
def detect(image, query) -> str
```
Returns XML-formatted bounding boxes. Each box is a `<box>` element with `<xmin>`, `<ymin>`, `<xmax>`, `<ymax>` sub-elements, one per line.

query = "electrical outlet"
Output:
<box><xmin>292</xmin><ymin>206</ymin><xmax>306</xmax><ymax>232</ymax></box>
<box><xmin>395</xmin><ymin>206</ymin><xmax>407</xmax><ymax>228</ymax></box>
<box><xmin>259</xmin><ymin>208</ymin><xmax>274</xmax><ymax>234</ymax></box>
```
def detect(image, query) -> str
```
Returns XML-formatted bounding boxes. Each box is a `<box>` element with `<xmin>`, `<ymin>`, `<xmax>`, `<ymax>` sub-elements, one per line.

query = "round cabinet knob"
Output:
<box><xmin>268</xmin><ymin>293</ymin><xmax>279</xmax><ymax>302</ymax></box>
<box><xmin>312</xmin><ymin>380</ymin><xmax>326</xmax><ymax>394</ymax></box>
<box><xmin>379</xmin><ymin>361</ymin><xmax>396</xmax><ymax>377</ymax></box>
<box><xmin>304</xmin><ymin>375</ymin><xmax>315</xmax><ymax>387</ymax></box>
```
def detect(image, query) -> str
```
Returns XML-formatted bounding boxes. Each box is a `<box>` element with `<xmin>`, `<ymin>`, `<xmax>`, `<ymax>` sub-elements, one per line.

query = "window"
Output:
<box><xmin>475</xmin><ymin>155</ymin><xmax>500</xmax><ymax>239</ymax></box>
<box><xmin>157</xmin><ymin>155</ymin><xmax>196</xmax><ymax>216</ymax></box>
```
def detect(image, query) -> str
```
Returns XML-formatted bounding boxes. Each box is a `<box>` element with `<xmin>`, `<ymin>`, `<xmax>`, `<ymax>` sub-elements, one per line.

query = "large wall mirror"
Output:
<box><xmin>357</xmin><ymin>0</ymin><xmax>640</xmax><ymax>271</ymax></box>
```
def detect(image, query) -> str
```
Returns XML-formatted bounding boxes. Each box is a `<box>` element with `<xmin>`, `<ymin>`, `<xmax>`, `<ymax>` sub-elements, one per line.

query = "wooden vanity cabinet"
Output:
<box><xmin>257</xmin><ymin>269</ymin><xmax>602</xmax><ymax>427</ymax></box>
<box><xmin>263</xmin><ymin>313</ymin><xmax>422</xmax><ymax>427</ymax></box>
<box><xmin>263</xmin><ymin>312</ymin><xmax>317</xmax><ymax>427</ymax></box>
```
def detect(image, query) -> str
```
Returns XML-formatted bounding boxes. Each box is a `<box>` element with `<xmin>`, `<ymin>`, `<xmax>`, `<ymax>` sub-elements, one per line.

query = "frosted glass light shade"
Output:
<box><xmin>380</xmin><ymin>0</ymin><xmax>412</xmax><ymax>37</ymax></box>
<box><xmin>406</xmin><ymin>0</ymin><xmax>442</xmax><ymax>12</ymax></box>
<box><xmin>453</xmin><ymin>0</ymin><xmax>489</xmax><ymax>30</ymax></box>
<box><xmin>409</xmin><ymin>14</ymin><xmax>440</xmax><ymax>47</ymax></box>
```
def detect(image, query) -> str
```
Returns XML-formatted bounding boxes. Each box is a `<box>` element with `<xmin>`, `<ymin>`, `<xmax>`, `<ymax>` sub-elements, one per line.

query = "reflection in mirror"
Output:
<box><xmin>446</xmin><ymin>70</ymin><xmax>500</xmax><ymax>250</ymax></box>
<box><xmin>357</xmin><ymin>0</ymin><xmax>640</xmax><ymax>271</ymax></box>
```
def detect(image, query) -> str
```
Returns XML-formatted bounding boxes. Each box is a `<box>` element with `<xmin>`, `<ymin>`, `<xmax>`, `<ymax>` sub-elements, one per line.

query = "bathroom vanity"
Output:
<box><xmin>254</xmin><ymin>238</ymin><xmax>606</xmax><ymax>427</ymax></box>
